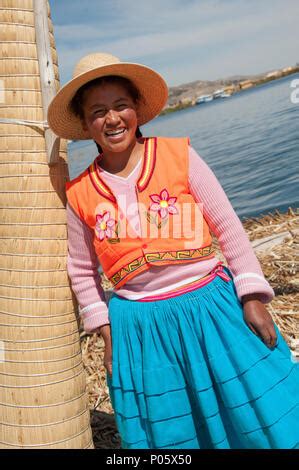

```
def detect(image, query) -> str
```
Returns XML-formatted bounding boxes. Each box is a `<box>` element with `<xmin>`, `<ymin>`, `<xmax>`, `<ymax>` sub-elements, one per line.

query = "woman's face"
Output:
<box><xmin>81</xmin><ymin>82</ymin><xmax>139</xmax><ymax>154</ymax></box>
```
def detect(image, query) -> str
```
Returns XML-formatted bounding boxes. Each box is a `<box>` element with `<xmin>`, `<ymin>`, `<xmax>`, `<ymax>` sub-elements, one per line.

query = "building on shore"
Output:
<box><xmin>223</xmin><ymin>85</ymin><xmax>235</xmax><ymax>94</ymax></box>
<box><xmin>239</xmin><ymin>80</ymin><xmax>253</xmax><ymax>90</ymax></box>
<box><xmin>266</xmin><ymin>70</ymin><xmax>282</xmax><ymax>79</ymax></box>
<box><xmin>282</xmin><ymin>66</ymin><xmax>294</xmax><ymax>73</ymax></box>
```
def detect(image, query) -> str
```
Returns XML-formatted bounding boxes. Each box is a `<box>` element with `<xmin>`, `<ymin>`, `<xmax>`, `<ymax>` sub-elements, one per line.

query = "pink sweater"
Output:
<box><xmin>66</xmin><ymin>145</ymin><xmax>275</xmax><ymax>333</ymax></box>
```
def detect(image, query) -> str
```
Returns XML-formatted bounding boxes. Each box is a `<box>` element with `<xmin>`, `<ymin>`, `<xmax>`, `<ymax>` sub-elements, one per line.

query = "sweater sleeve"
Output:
<box><xmin>66</xmin><ymin>201</ymin><xmax>110</xmax><ymax>333</ymax></box>
<box><xmin>188</xmin><ymin>145</ymin><xmax>275</xmax><ymax>304</ymax></box>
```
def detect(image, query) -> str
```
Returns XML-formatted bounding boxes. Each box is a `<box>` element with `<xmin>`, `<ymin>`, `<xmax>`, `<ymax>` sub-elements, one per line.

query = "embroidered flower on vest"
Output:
<box><xmin>95</xmin><ymin>211</ymin><xmax>120</xmax><ymax>243</ymax></box>
<box><xmin>146</xmin><ymin>188</ymin><xmax>179</xmax><ymax>228</ymax></box>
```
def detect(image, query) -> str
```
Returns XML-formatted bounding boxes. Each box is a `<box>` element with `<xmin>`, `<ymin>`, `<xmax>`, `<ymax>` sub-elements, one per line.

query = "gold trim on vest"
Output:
<box><xmin>87</xmin><ymin>137</ymin><xmax>157</xmax><ymax>202</ymax></box>
<box><xmin>110</xmin><ymin>245</ymin><xmax>215</xmax><ymax>288</ymax></box>
<box><xmin>137</xmin><ymin>137</ymin><xmax>157</xmax><ymax>192</ymax></box>
<box><xmin>88</xmin><ymin>160</ymin><xmax>117</xmax><ymax>203</ymax></box>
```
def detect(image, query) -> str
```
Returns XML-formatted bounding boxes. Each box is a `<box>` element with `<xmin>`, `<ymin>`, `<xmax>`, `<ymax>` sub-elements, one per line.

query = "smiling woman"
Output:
<box><xmin>70</xmin><ymin>76</ymin><xmax>145</xmax><ymax>163</ymax></box>
<box><xmin>70</xmin><ymin>75</ymin><xmax>142</xmax><ymax>120</ymax></box>
<box><xmin>47</xmin><ymin>52</ymin><xmax>299</xmax><ymax>450</ymax></box>
<box><xmin>80</xmin><ymin>83</ymin><xmax>137</xmax><ymax>154</ymax></box>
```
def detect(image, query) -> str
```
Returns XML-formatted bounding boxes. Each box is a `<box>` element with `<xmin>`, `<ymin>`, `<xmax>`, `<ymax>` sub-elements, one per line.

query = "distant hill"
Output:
<box><xmin>165</xmin><ymin>67</ymin><xmax>297</xmax><ymax>109</ymax></box>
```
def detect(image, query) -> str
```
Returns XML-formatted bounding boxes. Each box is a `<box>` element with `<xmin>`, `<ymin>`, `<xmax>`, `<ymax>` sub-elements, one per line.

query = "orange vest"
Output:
<box><xmin>66</xmin><ymin>136</ymin><xmax>215</xmax><ymax>289</ymax></box>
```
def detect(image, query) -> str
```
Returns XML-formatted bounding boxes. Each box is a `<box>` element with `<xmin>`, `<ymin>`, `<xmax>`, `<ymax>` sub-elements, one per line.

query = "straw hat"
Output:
<box><xmin>47</xmin><ymin>52</ymin><xmax>168</xmax><ymax>140</ymax></box>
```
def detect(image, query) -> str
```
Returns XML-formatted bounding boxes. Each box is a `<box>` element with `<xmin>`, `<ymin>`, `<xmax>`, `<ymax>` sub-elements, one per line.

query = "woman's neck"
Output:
<box><xmin>98</xmin><ymin>138</ymin><xmax>145</xmax><ymax>176</ymax></box>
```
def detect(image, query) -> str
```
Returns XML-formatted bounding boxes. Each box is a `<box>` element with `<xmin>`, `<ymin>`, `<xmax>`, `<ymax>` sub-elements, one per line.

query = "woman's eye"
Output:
<box><xmin>94</xmin><ymin>109</ymin><xmax>105</xmax><ymax>116</ymax></box>
<box><xmin>117</xmin><ymin>103</ymin><xmax>127</xmax><ymax>110</ymax></box>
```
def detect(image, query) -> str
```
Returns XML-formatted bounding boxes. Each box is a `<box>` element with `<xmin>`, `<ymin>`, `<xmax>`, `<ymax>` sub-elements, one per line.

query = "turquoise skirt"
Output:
<box><xmin>106</xmin><ymin>267</ymin><xmax>299</xmax><ymax>449</ymax></box>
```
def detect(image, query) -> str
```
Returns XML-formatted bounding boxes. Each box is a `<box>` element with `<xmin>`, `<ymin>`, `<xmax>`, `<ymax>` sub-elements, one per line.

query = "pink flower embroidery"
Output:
<box><xmin>149</xmin><ymin>188</ymin><xmax>179</xmax><ymax>219</ymax></box>
<box><xmin>95</xmin><ymin>211</ymin><xmax>116</xmax><ymax>240</ymax></box>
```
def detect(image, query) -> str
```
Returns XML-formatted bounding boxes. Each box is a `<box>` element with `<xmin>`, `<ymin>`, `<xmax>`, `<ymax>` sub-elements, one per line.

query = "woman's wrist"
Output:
<box><xmin>94</xmin><ymin>323</ymin><xmax>111</xmax><ymax>338</ymax></box>
<box><xmin>241</xmin><ymin>293</ymin><xmax>264</xmax><ymax>303</ymax></box>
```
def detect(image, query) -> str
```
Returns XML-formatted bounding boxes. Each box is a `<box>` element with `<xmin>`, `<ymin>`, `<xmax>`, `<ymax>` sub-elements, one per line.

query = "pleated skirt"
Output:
<box><xmin>106</xmin><ymin>267</ymin><xmax>299</xmax><ymax>449</ymax></box>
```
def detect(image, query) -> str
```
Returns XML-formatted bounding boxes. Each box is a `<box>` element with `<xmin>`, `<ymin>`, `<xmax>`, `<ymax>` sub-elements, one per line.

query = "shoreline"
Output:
<box><xmin>161</xmin><ymin>66</ymin><xmax>299</xmax><ymax>115</ymax></box>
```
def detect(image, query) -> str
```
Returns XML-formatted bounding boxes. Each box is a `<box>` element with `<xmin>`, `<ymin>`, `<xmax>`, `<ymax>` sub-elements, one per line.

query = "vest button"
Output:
<box><xmin>142</xmin><ymin>243</ymin><xmax>147</xmax><ymax>249</ymax></box>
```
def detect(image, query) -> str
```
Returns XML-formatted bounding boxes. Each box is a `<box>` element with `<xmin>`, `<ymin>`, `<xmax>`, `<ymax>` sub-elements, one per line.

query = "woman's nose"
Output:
<box><xmin>106</xmin><ymin>109</ymin><xmax>120</xmax><ymax>123</ymax></box>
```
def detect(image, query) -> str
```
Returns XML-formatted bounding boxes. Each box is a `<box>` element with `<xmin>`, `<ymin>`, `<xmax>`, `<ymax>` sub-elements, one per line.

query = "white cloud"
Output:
<box><xmin>50</xmin><ymin>0</ymin><xmax>299</xmax><ymax>86</ymax></box>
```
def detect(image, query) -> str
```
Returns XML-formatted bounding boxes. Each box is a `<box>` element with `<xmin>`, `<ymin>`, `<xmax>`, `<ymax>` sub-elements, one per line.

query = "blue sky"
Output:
<box><xmin>49</xmin><ymin>0</ymin><xmax>299</xmax><ymax>87</ymax></box>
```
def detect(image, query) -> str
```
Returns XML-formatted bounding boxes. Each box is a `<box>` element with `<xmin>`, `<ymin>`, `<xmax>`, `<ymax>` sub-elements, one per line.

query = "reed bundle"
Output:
<box><xmin>0</xmin><ymin>0</ymin><xmax>93</xmax><ymax>448</ymax></box>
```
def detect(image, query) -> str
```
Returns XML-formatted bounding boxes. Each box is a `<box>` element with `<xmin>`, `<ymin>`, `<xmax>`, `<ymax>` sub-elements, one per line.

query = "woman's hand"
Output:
<box><xmin>242</xmin><ymin>294</ymin><xmax>277</xmax><ymax>349</ymax></box>
<box><xmin>94</xmin><ymin>324</ymin><xmax>112</xmax><ymax>377</ymax></box>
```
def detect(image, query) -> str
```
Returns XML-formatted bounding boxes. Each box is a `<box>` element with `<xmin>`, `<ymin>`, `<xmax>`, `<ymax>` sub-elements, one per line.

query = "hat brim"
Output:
<box><xmin>47</xmin><ymin>62</ymin><xmax>168</xmax><ymax>140</ymax></box>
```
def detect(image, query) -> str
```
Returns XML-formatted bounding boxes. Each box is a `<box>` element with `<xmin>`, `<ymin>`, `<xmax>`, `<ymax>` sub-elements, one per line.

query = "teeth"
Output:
<box><xmin>106</xmin><ymin>129</ymin><xmax>125</xmax><ymax>136</ymax></box>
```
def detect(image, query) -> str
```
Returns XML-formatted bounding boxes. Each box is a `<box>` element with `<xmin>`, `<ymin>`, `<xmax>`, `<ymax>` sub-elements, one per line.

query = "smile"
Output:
<box><xmin>105</xmin><ymin>129</ymin><xmax>126</xmax><ymax>136</ymax></box>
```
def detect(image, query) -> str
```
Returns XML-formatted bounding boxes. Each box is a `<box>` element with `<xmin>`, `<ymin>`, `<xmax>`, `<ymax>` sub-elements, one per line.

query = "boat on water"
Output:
<box><xmin>213</xmin><ymin>89</ymin><xmax>232</xmax><ymax>99</ymax></box>
<box><xmin>196</xmin><ymin>91</ymin><xmax>231</xmax><ymax>105</ymax></box>
<box><xmin>219</xmin><ymin>92</ymin><xmax>231</xmax><ymax>98</ymax></box>
<box><xmin>213</xmin><ymin>89</ymin><xmax>225</xmax><ymax>98</ymax></box>
<box><xmin>195</xmin><ymin>94</ymin><xmax>214</xmax><ymax>104</ymax></box>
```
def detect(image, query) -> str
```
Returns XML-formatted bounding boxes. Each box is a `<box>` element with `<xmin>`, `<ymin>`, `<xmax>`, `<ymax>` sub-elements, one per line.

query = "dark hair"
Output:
<box><xmin>70</xmin><ymin>75</ymin><xmax>143</xmax><ymax>153</ymax></box>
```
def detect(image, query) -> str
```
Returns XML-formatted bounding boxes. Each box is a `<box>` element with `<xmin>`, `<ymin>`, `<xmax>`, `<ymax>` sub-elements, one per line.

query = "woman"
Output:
<box><xmin>47</xmin><ymin>53</ymin><xmax>299</xmax><ymax>449</ymax></box>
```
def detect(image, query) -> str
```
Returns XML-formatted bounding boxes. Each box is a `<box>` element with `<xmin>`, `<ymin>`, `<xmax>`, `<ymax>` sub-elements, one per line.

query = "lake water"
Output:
<box><xmin>67</xmin><ymin>73</ymin><xmax>299</xmax><ymax>221</ymax></box>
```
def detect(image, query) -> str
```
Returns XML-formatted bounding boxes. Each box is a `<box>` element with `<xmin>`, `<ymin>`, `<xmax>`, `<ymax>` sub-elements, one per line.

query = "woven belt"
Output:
<box><xmin>136</xmin><ymin>261</ymin><xmax>231</xmax><ymax>302</ymax></box>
